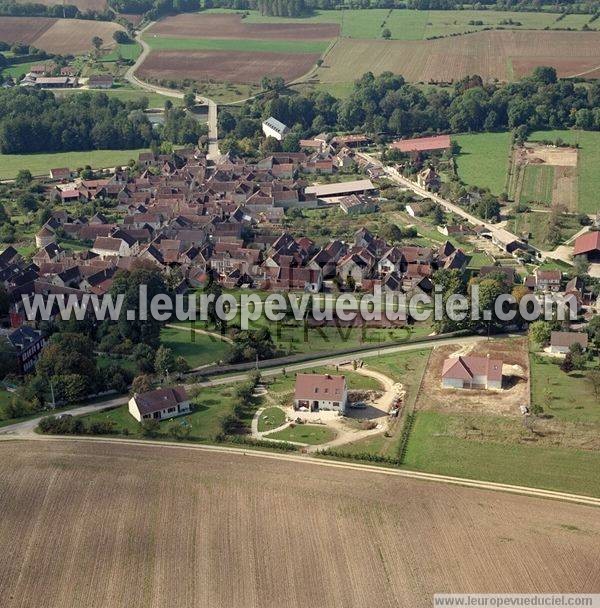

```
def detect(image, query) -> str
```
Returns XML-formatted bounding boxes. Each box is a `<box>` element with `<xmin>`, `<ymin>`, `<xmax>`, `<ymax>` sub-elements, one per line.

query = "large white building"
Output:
<box><xmin>262</xmin><ymin>117</ymin><xmax>290</xmax><ymax>141</ymax></box>
<box><xmin>294</xmin><ymin>374</ymin><xmax>348</xmax><ymax>413</ymax></box>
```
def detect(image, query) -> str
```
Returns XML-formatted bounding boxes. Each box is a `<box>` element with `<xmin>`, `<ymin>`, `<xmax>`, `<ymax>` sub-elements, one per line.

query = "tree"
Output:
<box><xmin>91</xmin><ymin>36</ymin><xmax>103</xmax><ymax>51</ymax></box>
<box><xmin>529</xmin><ymin>321</ymin><xmax>551</xmax><ymax>347</ymax></box>
<box><xmin>154</xmin><ymin>346</ymin><xmax>175</xmax><ymax>379</ymax></box>
<box><xmin>560</xmin><ymin>352</ymin><xmax>574</xmax><ymax>373</ymax></box>
<box><xmin>15</xmin><ymin>169</ymin><xmax>33</xmax><ymax>188</ymax></box>
<box><xmin>382</xmin><ymin>28</ymin><xmax>391</xmax><ymax>39</ymax></box>
<box><xmin>36</xmin><ymin>333</ymin><xmax>97</xmax><ymax>388</ymax></box>
<box><xmin>132</xmin><ymin>374</ymin><xmax>154</xmax><ymax>394</ymax></box>
<box><xmin>261</xmin><ymin>136</ymin><xmax>282</xmax><ymax>154</ymax></box>
<box><xmin>113</xmin><ymin>30</ymin><xmax>132</xmax><ymax>45</ymax></box>
<box><xmin>183</xmin><ymin>90</ymin><xmax>196</xmax><ymax>110</ymax></box>
<box><xmin>568</xmin><ymin>343</ymin><xmax>586</xmax><ymax>370</ymax></box>
<box><xmin>587</xmin><ymin>370</ymin><xmax>600</xmax><ymax>399</ymax></box>
<box><xmin>573</xmin><ymin>255</ymin><xmax>590</xmax><ymax>277</ymax></box>
<box><xmin>141</xmin><ymin>418</ymin><xmax>160</xmax><ymax>437</ymax></box>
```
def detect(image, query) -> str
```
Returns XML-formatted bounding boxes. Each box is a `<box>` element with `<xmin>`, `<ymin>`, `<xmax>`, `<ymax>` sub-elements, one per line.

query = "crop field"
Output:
<box><xmin>519</xmin><ymin>165</ymin><xmax>556</xmax><ymax>205</ymax></box>
<box><xmin>147</xmin><ymin>13</ymin><xmax>339</xmax><ymax>40</ymax></box>
<box><xmin>143</xmin><ymin>36</ymin><xmax>328</xmax><ymax>54</ymax></box>
<box><xmin>137</xmin><ymin>50</ymin><xmax>320</xmax><ymax>85</ymax></box>
<box><xmin>208</xmin><ymin>8</ymin><xmax>594</xmax><ymax>40</ymax></box>
<box><xmin>314</xmin><ymin>30</ymin><xmax>600</xmax><ymax>86</ymax></box>
<box><xmin>0</xmin><ymin>148</ymin><xmax>148</xmax><ymax>180</ymax></box>
<box><xmin>529</xmin><ymin>130</ymin><xmax>600</xmax><ymax>214</ymax></box>
<box><xmin>453</xmin><ymin>132</ymin><xmax>512</xmax><ymax>194</ymax></box>
<box><xmin>0</xmin><ymin>17</ymin><xmax>124</xmax><ymax>54</ymax></box>
<box><xmin>1</xmin><ymin>441</ymin><xmax>599</xmax><ymax>608</ymax></box>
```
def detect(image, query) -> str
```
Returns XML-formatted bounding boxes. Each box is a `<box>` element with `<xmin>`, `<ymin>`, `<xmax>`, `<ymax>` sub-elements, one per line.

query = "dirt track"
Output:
<box><xmin>1</xmin><ymin>440</ymin><xmax>598</xmax><ymax>608</ymax></box>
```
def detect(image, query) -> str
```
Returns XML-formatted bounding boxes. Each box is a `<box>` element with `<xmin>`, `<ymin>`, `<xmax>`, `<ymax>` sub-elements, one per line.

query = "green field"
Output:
<box><xmin>101</xmin><ymin>42</ymin><xmax>143</xmax><ymax>62</ymax></box>
<box><xmin>231</xmin><ymin>8</ymin><xmax>591</xmax><ymax>40</ymax></box>
<box><xmin>403</xmin><ymin>410</ymin><xmax>600</xmax><ymax>497</ymax></box>
<box><xmin>1</xmin><ymin>61</ymin><xmax>37</xmax><ymax>79</ymax></box>
<box><xmin>508</xmin><ymin>210</ymin><xmax>581</xmax><ymax>249</ymax></box>
<box><xmin>453</xmin><ymin>132</ymin><xmax>512</xmax><ymax>195</ymax></box>
<box><xmin>257</xmin><ymin>406</ymin><xmax>286</xmax><ymax>432</ymax></box>
<box><xmin>519</xmin><ymin>164</ymin><xmax>555</xmax><ymax>205</ymax></box>
<box><xmin>529</xmin><ymin>130</ymin><xmax>600</xmax><ymax>214</ymax></box>
<box><xmin>266</xmin><ymin>423</ymin><xmax>335</xmax><ymax>445</ymax></box>
<box><xmin>143</xmin><ymin>36</ymin><xmax>328</xmax><ymax>54</ymax></box>
<box><xmin>159</xmin><ymin>327</ymin><xmax>231</xmax><ymax>368</ymax></box>
<box><xmin>0</xmin><ymin>148</ymin><xmax>148</xmax><ymax>180</ymax></box>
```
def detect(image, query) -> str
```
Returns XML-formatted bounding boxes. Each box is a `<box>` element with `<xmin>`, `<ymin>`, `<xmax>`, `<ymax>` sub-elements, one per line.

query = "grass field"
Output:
<box><xmin>159</xmin><ymin>327</ymin><xmax>230</xmax><ymax>368</ymax></box>
<box><xmin>508</xmin><ymin>211</ymin><xmax>581</xmax><ymax>249</ymax></box>
<box><xmin>143</xmin><ymin>35</ymin><xmax>329</xmax><ymax>54</ymax></box>
<box><xmin>266</xmin><ymin>423</ymin><xmax>336</xmax><ymax>444</ymax></box>
<box><xmin>1</xmin><ymin>61</ymin><xmax>37</xmax><ymax>79</ymax></box>
<box><xmin>403</xmin><ymin>410</ymin><xmax>600</xmax><ymax>497</ymax></box>
<box><xmin>519</xmin><ymin>164</ymin><xmax>555</xmax><ymax>205</ymax></box>
<box><xmin>101</xmin><ymin>42</ymin><xmax>142</xmax><ymax>62</ymax></box>
<box><xmin>55</xmin><ymin>86</ymin><xmax>182</xmax><ymax>108</ymax></box>
<box><xmin>3</xmin><ymin>441</ymin><xmax>598</xmax><ymax>606</ymax></box>
<box><xmin>0</xmin><ymin>148</ymin><xmax>147</xmax><ymax>180</ymax></box>
<box><xmin>453</xmin><ymin>132</ymin><xmax>512</xmax><ymax>194</ymax></box>
<box><xmin>257</xmin><ymin>406</ymin><xmax>286</xmax><ymax>432</ymax></box>
<box><xmin>529</xmin><ymin>130</ymin><xmax>600</xmax><ymax>214</ymax></box>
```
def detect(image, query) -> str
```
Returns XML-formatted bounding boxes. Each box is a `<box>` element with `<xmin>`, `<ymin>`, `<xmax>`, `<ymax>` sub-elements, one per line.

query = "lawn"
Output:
<box><xmin>0</xmin><ymin>148</ymin><xmax>148</xmax><ymax>180</ymax></box>
<box><xmin>143</xmin><ymin>36</ymin><xmax>328</xmax><ymax>54</ymax></box>
<box><xmin>257</xmin><ymin>406</ymin><xmax>286</xmax><ymax>432</ymax></box>
<box><xmin>508</xmin><ymin>210</ymin><xmax>581</xmax><ymax>249</ymax></box>
<box><xmin>518</xmin><ymin>164</ymin><xmax>554</xmax><ymax>205</ymax></box>
<box><xmin>403</xmin><ymin>410</ymin><xmax>600</xmax><ymax>498</ymax></box>
<box><xmin>101</xmin><ymin>42</ymin><xmax>143</xmax><ymax>62</ymax></box>
<box><xmin>81</xmin><ymin>385</ymin><xmax>238</xmax><ymax>441</ymax></box>
<box><xmin>1</xmin><ymin>61</ymin><xmax>37</xmax><ymax>79</ymax></box>
<box><xmin>453</xmin><ymin>132</ymin><xmax>512</xmax><ymax>195</ymax></box>
<box><xmin>466</xmin><ymin>251</ymin><xmax>495</xmax><ymax>271</ymax></box>
<box><xmin>266</xmin><ymin>423</ymin><xmax>335</xmax><ymax>445</ymax></box>
<box><xmin>529</xmin><ymin>130</ymin><xmax>600</xmax><ymax>214</ymax></box>
<box><xmin>159</xmin><ymin>326</ymin><xmax>231</xmax><ymax>368</ymax></box>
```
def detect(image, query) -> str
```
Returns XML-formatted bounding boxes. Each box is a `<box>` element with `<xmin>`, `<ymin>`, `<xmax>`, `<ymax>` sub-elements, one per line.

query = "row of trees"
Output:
<box><xmin>221</xmin><ymin>68</ymin><xmax>600</xmax><ymax>153</ymax></box>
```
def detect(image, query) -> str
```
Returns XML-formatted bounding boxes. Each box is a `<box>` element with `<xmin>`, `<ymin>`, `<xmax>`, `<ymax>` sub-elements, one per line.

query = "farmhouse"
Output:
<box><xmin>339</xmin><ymin>194</ymin><xmax>378</xmax><ymax>215</ymax></box>
<box><xmin>262</xmin><ymin>117</ymin><xmax>289</xmax><ymax>141</ymax></box>
<box><xmin>294</xmin><ymin>373</ymin><xmax>347</xmax><ymax>413</ymax></box>
<box><xmin>305</xmin><ymin>179</ymin><xmax>376</xmax><ymax>199</ymax></box>
<box><xmin>573</xmin><ymin>231</ymin><xmax>600</xmax><ymax>262</ymax></box>
<box><xmin>491</xmin><ymin>229</ymin><xmax>524</xmax><ymax>255</ymax></box>
<box><xmin>417</xmin><ymin>167</ymin><xmax>440</xmax><ymax>191</ymax></box>
<box><xmin>49</xmin><ymin>168</ymin><xmax>71</xmax><ymax>181</ymax></box>
<box><xmin>549</xmin><ymin>331</ymin><xmax>588</xmax><ymax>354</ymax></box>
<box><xmin>390</xmin><ymin>134</ymin><xmax>451</xmax><ymax>154</ymax></box>
<box><xmin>128</xmin><ymin>386</ymin><xmax>191</xmax><ymax>422</ymax></box>
<box><xmin>441</xmin><ymin>355</ymin><xmax>503</xmax><ymax>390</ymax></box>
<box><xmin>8</xmin><ymin>326</ymin><xmax>46</xmax><ymax>374</ymax></box>
<box><xmin>88</xmin><ymin>75</ymin><xmax>113</xmax><ymax>89</ymax></box>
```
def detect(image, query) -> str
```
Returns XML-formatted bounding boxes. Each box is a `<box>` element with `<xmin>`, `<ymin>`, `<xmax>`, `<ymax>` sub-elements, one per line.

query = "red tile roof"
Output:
<box><xmin>294</xmin><ymin>374</ymin><xmax>346</xmax><ymax>401</ymax></box>
<box><xmin>441</xmin><ymin>355</ymin><xmax>503</xmax><ymax>383</ymax></box>
<box><xmin>390</xmin><ymin>135</ymin><xmax>451</xmax><ymax>153</ymax></box>
<box><xmin>573</xmin><ymin>231</ymin><xmax>600</xmax><ymax>256</ymax></box>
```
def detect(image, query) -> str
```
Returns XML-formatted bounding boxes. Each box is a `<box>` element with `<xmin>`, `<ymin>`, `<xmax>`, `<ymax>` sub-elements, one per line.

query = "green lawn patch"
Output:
<box><xmin>257</xmin><ymin>406</ymin><xmax>286</xmax><ymax>432</ymax></box>
<box><xmin>159</xmin><ymin>326</ymin><xmax>230</xmax><ymax>368</ymax></box>
<box><xmin>453</xmin><ymin>132</ymin><xmax>512</xmax><ymax>195</ymax></box>
<box><xmin>266</xmin><ymin>423</ymin><xmax>335</xmax><ymax>445</ymax></box>
<box><xmin>0</xmin><ymin>148</ymin><xmax>148</xmax><ymax>180</ymax></box>
<box><xmin>143</xmin><ymin>36</ymin><xmax>328</xmax><ymax>54</ymax></box>
<box><xmin>403</xmin><ymin>410</ymin><xmax>600</xmax><ymax>498</ymax></box>
<box><xmin>508</xmin><ymin>210</ymin><xmax>581</xmax><ymax>249</ymax></box>
<box><xmin>529</xmin><ymin>130</ymin><xmax>600</xmax><ymax>214</ymax></box>
<box><xmin>101</xmin><ymin>42</ymin><xmax>142</xmax><ymax>62</ymax></box>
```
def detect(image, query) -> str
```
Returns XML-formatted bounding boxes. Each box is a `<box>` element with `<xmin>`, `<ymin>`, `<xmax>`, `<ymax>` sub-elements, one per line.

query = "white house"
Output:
<box><xmin>441</xmin><ymin>355</ymin><xmax>503</xmax><ymax>390</ymax></box>
<box><xmin>262</xmin><ymin>117</ymin><xmax>290</xmax><ymax>141</ymax></box>
<box><xmin>294</xmin><ymin>374</ymin><xmax>347</xmax><ymax>413</ymax></box>
<box><xmin>128</xmin><ymin>386</ymin><xmax>191</xmax><ymax>422</ymax></box>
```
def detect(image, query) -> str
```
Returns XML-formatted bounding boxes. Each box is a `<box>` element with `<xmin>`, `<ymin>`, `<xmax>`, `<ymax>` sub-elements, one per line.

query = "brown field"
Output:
<box><xmin>138</xmin><ymin>49</ymin><xmax>319</xmax><ymax>84</ymax></box>
<box><xmin>12</xmin><ymin>0</ymin><xmax>107</xmax><ymax>10</ymax></box>
<box><xmin>0</xmin><ymin>17</ymin><xmax>123</xmax><ymax>53</ymax></box>
<box><xmin>1</xmin><ymin>440</ymin><xmax>599</xmax><ymax>608</ymax></box>
<box><xmin>316</xmin><ymin>30</ymin><xmax>600</xmax><ymax>84</ymax></box>
<box><xmin>148</xmin><ymin>13</ymin><xmax>339</xmax><ymax>40</ymax></box>
<box><xmin>0</xmin><ymin>17</ymin><xmax>55</xmax><ymax>45</ymax></box>
<box><xmin>416</xmin><ymin>337</ymin><xmax>530</xmax><ymax>416</ymax></box>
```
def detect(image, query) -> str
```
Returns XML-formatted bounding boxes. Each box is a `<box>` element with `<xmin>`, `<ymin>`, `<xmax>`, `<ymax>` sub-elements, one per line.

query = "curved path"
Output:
<box><xmin>125</xmin><ymin>22</ymin><xmax>220</xmax><ymax>160</ymax></box>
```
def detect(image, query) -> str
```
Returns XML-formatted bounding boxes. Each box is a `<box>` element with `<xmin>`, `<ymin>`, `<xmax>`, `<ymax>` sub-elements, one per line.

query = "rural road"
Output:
<box><xmin>0</xmin><ymin>333</ymin><xmax>487</xmax><ymax>439</ymax></box>
<box><xmin>125</xmin><ymin>22</ymin><xmax>220</xmax><ymax>160</ymax></box>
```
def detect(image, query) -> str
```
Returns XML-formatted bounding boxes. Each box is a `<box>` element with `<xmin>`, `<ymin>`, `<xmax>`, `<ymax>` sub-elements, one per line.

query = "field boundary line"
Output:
<box><xmin>15</xmin><ymin>436</ymin><xmax>600</xmax><ymax>507</ymax></box>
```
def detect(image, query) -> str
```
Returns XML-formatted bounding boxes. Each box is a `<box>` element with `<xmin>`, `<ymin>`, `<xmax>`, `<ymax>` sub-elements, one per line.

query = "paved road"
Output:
<box><xmin>125</xmin><ymin>23</ymin><xmax>220</xmax><ymax>160</ymax></box>
<box><xmin>0</xmin><ymin>333</ymin><xmax>487</xmax><ymax>438</ymax></box>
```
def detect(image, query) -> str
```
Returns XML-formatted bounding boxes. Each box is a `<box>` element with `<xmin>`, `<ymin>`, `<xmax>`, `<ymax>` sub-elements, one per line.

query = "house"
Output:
<box><xmin>573</xmin><ymin>231</ymin><xmax>600</xmax><ymax>262</ymax></box>
<box><xmin>35</xmin><ymin>225</ymin><xmax>55</xmax><ymax>248</ymax></box>
<box><xmin>339</xmin><ymin>194</ymin><xmax>378</xmax><ymax>215</ymax></box>
<box><xmin>262</xmin><ymin>117</ymin><xmax>289</xmax><ymax>141</ymax></box>
<box><xmin>491</xmin><ymin>229</ymin><xmax>523</xmax><ymax>255</ymax></box>
<box><xmin>549</xmin><ymin>331</ymin><xmax>588</xmax><ymax>354</ymax></box>
<box><xmin>441</xmin><ymin>355</ymin><xmax>503</xmax><ymax>390</ymax></box>
<box><xmin>49</xmin><ymin>168</ymin><xmax>71</xmax><ymax>181</ymax></box>
<box><xmin>389</xmin><ymin>134</ymin><xmax>451</xmax><ymax>154</ymax></box>
<box><xmin>534</xmin><ymin>269</ymin><xmax>561</xmax><ymax>292</ymax></box>
<box><xmin>330</xmin><ymin>134</ymin><xmax>371</xmax><ymax>149</ymax></box>
<box><xmin>405</xmin><ymin>202</ymin><xmax>426</xmax><ymax>217</ymax></box>
<box><xmin>128</xmin><ymin>386</ymin><xmax>191</xmax><ymax>422</ymax></box>
<box><xmin>417</xmin><ymin>167</ymin><xmax>440</xmax><ymax>191</ymax></box>
<box><xmin>8</xmin><ymin>326</ymin><xmax>46</xmax><ymax>374</ymax></box>
<box><xmin>294</xmin><ymin>373</ymin><xmax>347</xmax><ymax>413</ymax></box>
<box><xmin>88</xmin><ymin>75</ymin><xmax>113</xmax><ymax>89</ymax></box>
